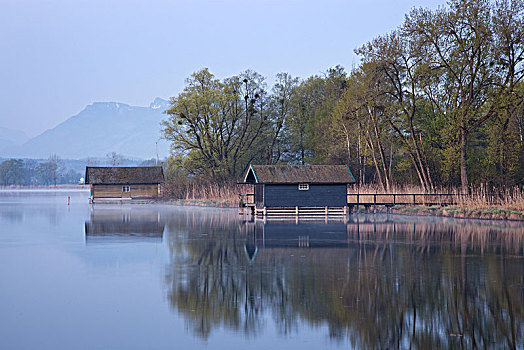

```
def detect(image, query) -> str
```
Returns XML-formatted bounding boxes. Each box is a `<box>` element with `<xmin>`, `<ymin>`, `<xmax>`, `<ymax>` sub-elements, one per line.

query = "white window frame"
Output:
<box><xmin>122</xmin><ymin>185</ymin><xmax>130</xmax><ymax>192</ymax></box>
<box><xmin>298</xmin><ymin>183</ymin><xmax>309</xmax><ymax>191</ymax></box>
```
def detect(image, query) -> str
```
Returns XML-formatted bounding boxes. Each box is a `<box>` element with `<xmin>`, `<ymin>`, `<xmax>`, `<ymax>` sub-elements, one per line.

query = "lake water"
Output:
<box><xmin>0</xmin><ymin>190</ymin><xmax>523</xmax><ymax>349</ymax></box>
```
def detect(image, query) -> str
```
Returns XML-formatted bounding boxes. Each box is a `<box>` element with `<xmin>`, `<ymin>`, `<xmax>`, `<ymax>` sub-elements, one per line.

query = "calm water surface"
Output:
<box><xmin>0</xmin><ymin>190</ymin><xmax>523</xmax><ymax>349</ymax></box>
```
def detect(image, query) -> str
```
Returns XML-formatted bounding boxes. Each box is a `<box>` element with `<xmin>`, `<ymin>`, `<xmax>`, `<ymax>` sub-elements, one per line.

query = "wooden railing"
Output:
<box><xmin>239</xmin><ymin>192</ymin><xmax>505</xmax><ymax>208</ymax></box>
<box><xmin>239</xmin><ymin>193</ymin><xmax>254</xmax><ymax>207</ymax></box>
<box><xmin>347</xmin><ymin>193</ymin><xmax>506</xmax><ymax>206</ymax></box>
<box><xmin>347</xmin><ymin>193</ymin><xmax>462</xmax><ymax>206</ymax></box>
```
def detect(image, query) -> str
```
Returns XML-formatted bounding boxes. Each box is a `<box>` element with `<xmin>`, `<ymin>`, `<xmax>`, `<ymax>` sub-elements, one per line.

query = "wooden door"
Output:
<box><xmin>255</xmin><ymin>184</ymin><xmax>264</xmax><ymax>208</ymax></box>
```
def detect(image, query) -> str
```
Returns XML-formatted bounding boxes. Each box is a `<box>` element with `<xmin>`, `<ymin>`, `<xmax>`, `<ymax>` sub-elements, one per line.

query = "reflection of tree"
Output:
<box><xmin>164</xmin><ymin>211</ymin><xmax>524</xmax><ymax>347</ymax></box>
<box><xmin>164</xmin><ymin>209</ymin><xmax>263</xmax><ymax>339</ymax></box>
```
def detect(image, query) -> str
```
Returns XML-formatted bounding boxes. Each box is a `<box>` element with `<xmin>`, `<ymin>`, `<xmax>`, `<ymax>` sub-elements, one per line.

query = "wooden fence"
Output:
<box><xmin>240</xmin><ymin>192</ymin><xmax>505</xmax><ymax>209</ymax></box>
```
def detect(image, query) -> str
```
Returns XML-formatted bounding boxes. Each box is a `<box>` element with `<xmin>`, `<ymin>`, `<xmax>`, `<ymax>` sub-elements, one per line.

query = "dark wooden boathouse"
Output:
<box><xmin>85</xmin><ymin>166</ymin><xmax>164</xmax><ymax>203</ymax></box>
<box><xmin>241</xmin><ymin>164</ymin><xmax>355</xmax><ymax>217</ymax></box>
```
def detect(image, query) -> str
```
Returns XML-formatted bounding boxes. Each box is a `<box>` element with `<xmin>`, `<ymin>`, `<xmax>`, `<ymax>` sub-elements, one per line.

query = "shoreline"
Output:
<box><xmin>159</xmin><ymin>199</ymin><xmax>524</xmax><ymax>221</ymax></box>
<box><xmin>156</xmin><ymin>198</ymin><xmax>237</xmax><ymax>208</ymax></box>
<box><xmin>389</xmin><ymin>205</ymin><xmax>524</xmax><ymax>221</ymax></box>
<box><xmin>0</xmin><ymin>185</ymin><xmax>89</xmax><ymax>190</ymax></box>
<box><xmin>2</xmin><ymin>188</ymin><xmax>522</xmax><ymax>221</ymax></box>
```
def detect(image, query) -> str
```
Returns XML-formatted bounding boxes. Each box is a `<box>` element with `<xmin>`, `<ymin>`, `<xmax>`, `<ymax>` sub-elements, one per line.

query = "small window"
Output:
<box><xmin>122</xmin><ymin>185</ymin><xmax>130</xmax><ymax>192</ymax></box>
<box><xmin>298</xmin><ymin>183</ymin><xmax>309</xmax><ymax>191</ymax></box>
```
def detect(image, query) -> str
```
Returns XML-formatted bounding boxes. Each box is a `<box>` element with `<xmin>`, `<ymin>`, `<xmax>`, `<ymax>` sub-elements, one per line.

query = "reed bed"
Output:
<box><xmin>161</xmin><ymin>181</ymin><xmax>248</xmax><ymax>207</ymax></box>
<box><xmin>349</xmin><ymin>184</ymin><xmax>524</xmax><ymax>211</ymax></box>
<box><xmin>161</xmin><ymin>180</ymin><xmax>524</xmax><ymax>219</ymax></box>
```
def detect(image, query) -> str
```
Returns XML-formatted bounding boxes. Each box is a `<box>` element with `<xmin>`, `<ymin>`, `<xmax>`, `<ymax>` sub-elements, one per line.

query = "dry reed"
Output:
<box><xmin>162</xmin><ymin>179</ymin><xmax>524</xmax><ymax>217</ymax></box>
<box><xmin>349</xmin><ymin>184</ymin><xmax>524</xmax><ymax>211</ymax></box>
<box><xmin>161</xmin><ymin>180</ymin><xmax>250</xmax><ymax>207</ymax></box>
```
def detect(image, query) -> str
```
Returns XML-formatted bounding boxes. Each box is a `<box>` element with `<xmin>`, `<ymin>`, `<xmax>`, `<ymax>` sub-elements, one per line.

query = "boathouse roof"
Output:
<box><xmin>85</xmin><ymin>166</ymin><xmax>164</xmax><ymax>185</ymax></box>
<box><xmin>243</xmin><ymin>164</ymin><xmax>355</xmax><ymax>184</ymax></box>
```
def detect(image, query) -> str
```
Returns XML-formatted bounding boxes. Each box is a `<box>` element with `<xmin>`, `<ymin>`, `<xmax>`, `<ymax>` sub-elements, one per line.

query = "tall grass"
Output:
<box><xmin>454</xmin><ymin>185</ymin><xmax>524</xmax><ymax>211</ymax></box>
<box><xmin>161</xmin><ymin>180</ymin><xmax>250</xmax><ymax>206</ymax></box>
<box><xmin>349</xmin><ymin>183</ymin><xmax>524</xmax><ymax>211</ymax></box>
<box><xmin>162</xmin><ymin>179</ymin><xmax>524</xmax><ymax>211</ymax></box>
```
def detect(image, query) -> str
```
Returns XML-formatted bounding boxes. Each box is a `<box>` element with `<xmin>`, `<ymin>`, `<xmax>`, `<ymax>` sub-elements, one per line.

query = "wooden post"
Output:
<box><xmin>296</xmin><ymin>206</ymin><xmax>299</xmax><ymax>216</ymax></box>
<box><xmin>373</xmin><ymin>194</ymin><xmax>376</xmax><ymax>213</ymax></box>
<box><xmin>413</xmin><ymin>194</ymin><xmax>416</xmax><ymax>205</ymax></box>
<box><xmin>263</xmin><ymin>207</ymin><xmax>267</xmax><ymax>217</ymax></box>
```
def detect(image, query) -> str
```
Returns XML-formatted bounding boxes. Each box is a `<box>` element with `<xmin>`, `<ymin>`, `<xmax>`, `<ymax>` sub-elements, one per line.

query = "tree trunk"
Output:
<box><xmin>367</xmin><ymin>106</ymin><xmax>390</xmax><ymax>190</ymax></box>
<box><xmin>460</xmin><ymin>123</ymin><xmax>468</xmax><ymax>193</ymax></box>
<box><xmin>409</xmin><ymin>123</ymin><xmax>431</xmax><ymax>192</ymax></box>
<box><xmin>365</xmin><ymin>132</ymin><xmax>386</xmax><ymax>191</ymax></box>
<box><xmin>388</xmin><ymin>121</ymin><xmax>429</xmax><ymax>191</ymax></box>
<box><xmin>408</xmin><ymin>151</ymin><xmax>427</xmax><ymax>192</ymax></box>
<box><xmin>358</xmin><ymin>134</ymin><xmax>362</xmax><ymax>186</ymax></box>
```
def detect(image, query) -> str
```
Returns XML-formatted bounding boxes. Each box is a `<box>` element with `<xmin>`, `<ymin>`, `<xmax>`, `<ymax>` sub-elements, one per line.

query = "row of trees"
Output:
<box><xmin>163</xmin><ymin>0</ymin><xmax>523</xmax><ymax>191</ymax></box>
<box><xmin>0</xmin><ymin>156</ymin><xmax>81</xmax><ymax>186</ymax></box>
<box><xmin>0</xmin><ymin>152</ymin><xmax>159</xmax><ymax>186</ymax></box>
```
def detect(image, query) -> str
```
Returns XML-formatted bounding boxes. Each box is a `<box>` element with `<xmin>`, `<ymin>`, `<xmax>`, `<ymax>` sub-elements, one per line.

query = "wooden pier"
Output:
<box><xmin>253</xmin><ymin>206</ymin><xmax>348</xmax><ymax>219</ymax></box>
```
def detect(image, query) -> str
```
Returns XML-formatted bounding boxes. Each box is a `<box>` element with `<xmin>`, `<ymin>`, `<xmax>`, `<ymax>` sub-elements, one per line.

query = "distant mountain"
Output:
<box><xmin>0</xmin><ymin>127</ymin><xmax>29</xmax><ymax>152</ymax></box>
<box><xmin>2</xmin><ymin>98</ymin><xmax>172</xmax><ymax>159</ymax></box>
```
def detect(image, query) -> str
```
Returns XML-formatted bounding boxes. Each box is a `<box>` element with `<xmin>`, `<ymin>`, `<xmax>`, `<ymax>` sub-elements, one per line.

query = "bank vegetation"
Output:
<box><xmin>160</xmin><ymin>0</ymin><xmax>523</xmax><ymax>215</ymax></box>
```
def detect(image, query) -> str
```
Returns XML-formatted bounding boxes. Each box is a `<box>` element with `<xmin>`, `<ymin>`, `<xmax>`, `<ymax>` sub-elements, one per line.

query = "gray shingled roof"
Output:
<box><xmin>244</xmin><ymin>165</ymin><xmax>355</xmax><ymax>184</ymax></box>
<box><xmin>85</xmin><ymin>167</ymin><xmax>164</xmax><ymax>184</ymax></box>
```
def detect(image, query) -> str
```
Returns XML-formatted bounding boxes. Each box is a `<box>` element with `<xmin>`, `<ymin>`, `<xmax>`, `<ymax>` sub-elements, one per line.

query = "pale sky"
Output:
<box><xmin>0</xmin><ymin>0</ymin><xmax>445</xmax><ymax>137</ymax></box>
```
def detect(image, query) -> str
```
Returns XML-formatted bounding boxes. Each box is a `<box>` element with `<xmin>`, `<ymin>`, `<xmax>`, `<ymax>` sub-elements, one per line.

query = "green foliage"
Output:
<box><xmin>0</xmin><ymin>156</ymin><xmax>80</xmax><ymax>186</ymax></box>
<box><xmin>163</xmin><ymin>68</ymin><xmax>269</xmax><ymax>182</ymax></box>
<box><xmin>0</xmin><ymin>159</ymin><xmax>26</xmax><ymax>185</ymax></box>
<box><xmin>162</xmin><ymin>1</ymin><xmax>523</xmax><ymax>189</ymax></box>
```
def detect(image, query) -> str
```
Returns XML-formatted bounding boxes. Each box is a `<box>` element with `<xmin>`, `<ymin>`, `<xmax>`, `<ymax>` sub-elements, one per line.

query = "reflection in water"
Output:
<box><xmin>164</xmin><ymin>211</ymin><xmax>524</xmax><ymax>348</ymax></box>
<box><xmin>0</xmin><ymin>208</ymin><xmax>23</xmax><ymax>223</ymax></box>
<box><xmin>84</xmin><ymin>206</ymin><xmax>165</xmax><ymax>242</ymax></box>
<box><xmin>0</xmin><ymin>190</ymin><xmax>89</xmax><ymax>225</ymax></box>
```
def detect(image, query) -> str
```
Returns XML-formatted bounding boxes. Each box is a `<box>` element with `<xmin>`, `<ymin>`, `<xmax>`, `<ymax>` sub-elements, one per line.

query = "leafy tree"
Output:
<box><xmin>0</xmin><ymin>159</ymin><xmax>26</xmax><ymax>185</ymax></box>
<box><xmin>287</xmin><ymin>76</ymin><xmax>325</xmax><ymax>164</ymax></box>
<box><xmin>106</xmin><ymin>152</ymin><xmax>123</xmax><ymax>166</ymax></box>
<box><xmin>35</xmin><ymin>162</ymin><xmax>55</xmax><ymax>185</ymax></box>
<box><xmin>265</xmin><ymin>72</ymin><xmax>299</xmax><ymax>164</ymax></box>
<box><xmin>356</xmin><ymin>31</ymin><xmax>436</xmax><ymax>191</ymax></box>
<box><xmin>47</xmin><ymin>154</ymin><xmax>63</xmax><ymax>186</ymax></box>
<box><xmin>163</xmin><ymin>68</ymin><xmax>269</xmax><ymax>182</ymax></box>
<box><xmin>85</xmin><ymin>157</ymin><xmax>99</xmax><ymax>166</ymax></box>
<box><xmin>59</xmin><ymin>169</ymin><xmax>81</xmax><ymax>184</ymax></box>
<box><xmin>332</xmin><ymin>64</ymin><xmax>395</xmax><ymax>190</ymax></box>
<box><xmin>404</xmin><ymin>0</ymin><xmax>496</xmax><ymax>191</ymax></box>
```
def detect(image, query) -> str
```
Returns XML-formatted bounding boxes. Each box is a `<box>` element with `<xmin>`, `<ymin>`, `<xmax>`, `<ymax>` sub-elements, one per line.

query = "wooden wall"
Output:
<box><xmin>262</xmin><ymin>184</ymin><xmax>347</xmax><ymax>207</ymax></box>
<box><xmin>93</xmin><ymin>184</ymin><xmax>159</xmax><ymax>198</ymax></box>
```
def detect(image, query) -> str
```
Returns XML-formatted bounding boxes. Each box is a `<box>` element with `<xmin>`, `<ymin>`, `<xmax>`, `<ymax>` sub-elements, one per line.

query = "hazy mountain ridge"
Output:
<box><xmin>1</xmin><ymin>98</ymin><xmax>171</xmax><ymax>159</ymax></box>
<box><xmin>0</xmin><ymin>127</ymin><xmax>29</xmax><ymax>152</ymax></box>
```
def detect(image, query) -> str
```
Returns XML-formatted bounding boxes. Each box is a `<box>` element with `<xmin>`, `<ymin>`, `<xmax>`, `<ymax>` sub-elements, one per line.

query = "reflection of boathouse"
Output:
<box><xmin>85</xmin><ymin>166</ymin><xmax>164</xmax><ymax>203</ymax></box>
<box><xmin>240</xmin><ymin>165</ymin><xmax>355</xmax><ymax>218</ymax></box>
<box><xmin>84</xmin><ymin>207</ymin><xmax>165</xmax><ymax>242</ymax></box>
<box><xmin>253</xmin><ymin>221</ymin><xmax>350</xmax><ymax>248</ymax></box>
